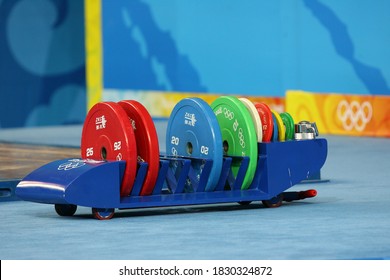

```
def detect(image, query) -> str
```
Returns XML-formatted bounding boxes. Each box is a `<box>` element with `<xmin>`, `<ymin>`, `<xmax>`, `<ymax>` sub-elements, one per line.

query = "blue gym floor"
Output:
<box><xmin>1</xmin><ymin>121</ymin><xmax>390</xmax><ymax>260</ymax></box>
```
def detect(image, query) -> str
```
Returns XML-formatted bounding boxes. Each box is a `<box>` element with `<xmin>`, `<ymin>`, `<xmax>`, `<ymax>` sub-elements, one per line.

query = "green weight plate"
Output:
<box><xmin>211</xmin><ymin>96</ymin><xmax>258</xmax><ymax>189</ymax></box>
<box><xmin>280</xmin><ymin>112</ymin><xmax>295</xmax><ymax>140</ymax></box>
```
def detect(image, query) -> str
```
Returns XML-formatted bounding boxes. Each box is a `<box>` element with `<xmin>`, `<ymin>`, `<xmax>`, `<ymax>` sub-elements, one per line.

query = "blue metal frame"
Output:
<box><xmin>15</xmin><ymin>139</ymin><xmax>328</xmax><ymax>216</ymax></box>
<box><xmin>0</xmin><ymin>180</ymin><xmax>20</xmax><ymax>202</ymax></box>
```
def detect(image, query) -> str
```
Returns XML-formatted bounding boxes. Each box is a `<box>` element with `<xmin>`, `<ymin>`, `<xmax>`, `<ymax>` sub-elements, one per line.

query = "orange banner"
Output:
<box><xmin>286</xmin><ymin>90</ymin><xmax>390</xmax><ymax>137</ymax></box>
<box><xmin>103</xmin><ymin>89</ymin><xmax>285</xmax><ymax>118</ymax></box>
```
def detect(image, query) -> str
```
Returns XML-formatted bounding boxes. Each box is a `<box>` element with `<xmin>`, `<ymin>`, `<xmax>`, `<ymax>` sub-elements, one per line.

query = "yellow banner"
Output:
<box><xmin>286</xmin><ymin>90</ymin><xmax>390</xmax><ymax>137</ymax></box>
<box><xmin>85</xmin><ymin>0</ymin><xmax>103</xmax><ymax>110</ymax></box>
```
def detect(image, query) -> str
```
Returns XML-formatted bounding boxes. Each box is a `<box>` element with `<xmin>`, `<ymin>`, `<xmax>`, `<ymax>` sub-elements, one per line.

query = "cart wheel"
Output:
<box><xmin>262</xmin><ymin>194</ymin><xmax>283</xmax><ymax>208</ymax></box>
<box><xmin>92</xmin><ymin>208</ymin><xmax>115</xmax><ymax>220</ymax></box>
<box><xmin>238</xmin><ymin>201</ymin><xmax>252</xmax><ymax>206</ymax></box>
<box><xmin>55</xmin><ymin>204</ymin><xmax>77</xmax><ymax>216</ymax></box>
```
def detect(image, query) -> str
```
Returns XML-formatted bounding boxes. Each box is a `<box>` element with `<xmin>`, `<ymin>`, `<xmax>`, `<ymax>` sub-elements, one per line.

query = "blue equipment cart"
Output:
<box><xmin>15</xmin><ymin>139</ymin><xmax>327</xmax><ymax>219</ymax></box>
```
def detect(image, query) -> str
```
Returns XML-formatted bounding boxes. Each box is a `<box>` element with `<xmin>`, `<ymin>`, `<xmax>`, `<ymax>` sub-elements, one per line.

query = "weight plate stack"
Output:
<box><xmin>280</xmin><ymin>112</ymin><xmax>295</xmax><ymax>140</ymax></box>
<box><xmin>271</xmin><ymin>110</ymin><xmax>286</xmax><ymax>142</ymax></box>
<box><xmin>118</xmin><ymin>100</ymin><xmax>160</xmax><ymax>195</ymax></box>
<box><xmin>254</xmin><ymin>102</ymin><xmax>274</xmax><ymax>142</ymax></box>
<box><xmin>239</xmin><ymin>98</ymin><xmax>263</xmax><ymax>143</ymax></box>
<box><xmin>211</xmin><ymin>96</ymin><xmax>258</xmax><ymax>190</ymax></box>
<box><xmin>166</xmin><ymin>98</ymin><xmax>223</xmax><ymax>192</ymax></box>
<box><xmin>81</xmin><ymin>102</ymin><xmax>138</xmax><ymax>197</ymax></box>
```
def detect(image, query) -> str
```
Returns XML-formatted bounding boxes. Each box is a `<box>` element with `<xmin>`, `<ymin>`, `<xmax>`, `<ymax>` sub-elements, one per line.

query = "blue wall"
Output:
<box><xmin>1</xmin><ymin>0</ymin><xmax>389</xmax><ymax>128</ymax></box>
<box><xmin>103</xmin><ymin>0</ymin><xmax>390</xmax><ymax>96</ymax></box>
<box><xmin>0</xmin><ymin>0</ymin><xmax>86</xmax><ymax>128</ymax></box>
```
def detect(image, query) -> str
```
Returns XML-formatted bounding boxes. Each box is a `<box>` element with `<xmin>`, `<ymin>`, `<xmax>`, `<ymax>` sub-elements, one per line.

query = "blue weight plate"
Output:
<box><xmin>166</xmin><ymin>98</ymin><xmax>223</xmax><ymax>192</ymax></box>
<box><xmin>272</xmin><ymin>113</ymin><xmax>279</xmax><ymax>141</ymax></box>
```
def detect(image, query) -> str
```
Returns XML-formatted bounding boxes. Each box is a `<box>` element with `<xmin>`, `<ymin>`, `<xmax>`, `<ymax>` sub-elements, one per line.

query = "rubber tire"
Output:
<box><xmin>55</xmin><ymin>204</ymin><xmax>77</xmax><ymax>216</ymax></box>
<box><xmin>92</xmin><ymin>208</ymin><xmax>115</xmax><ymax>220</ymax></box>
<box><xmin>262</xmin><ymin>194</ymin><xmax>283</xmax><ymax>208</ymax></box>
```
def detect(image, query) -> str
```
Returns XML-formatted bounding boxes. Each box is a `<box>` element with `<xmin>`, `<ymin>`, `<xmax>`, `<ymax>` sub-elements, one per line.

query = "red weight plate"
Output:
<box><xmin>254</xmin><ymin>102</ymin><xmax>274</xmax><ymax>142</ymax></box>
<box><xmin>81</xmin><ymin>102</ymin><xmax>137</xmax><ymax>197</ymax></box>
<box><xmin>118</xmin><ymin>100</ymin><xmax>160</xmax><ymax>196</ymax></box>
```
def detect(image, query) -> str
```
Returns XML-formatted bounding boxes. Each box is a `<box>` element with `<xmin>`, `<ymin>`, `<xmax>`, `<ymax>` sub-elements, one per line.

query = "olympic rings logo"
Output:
<box><xmin>223</xmin><ymin>108</ymin><xmax>234</xmax><ymax>120</ymax></box>
<box><xmin>58</xmin><ymin>159</ymin><xmax>86</xmax><ymax>171</ymax></box>
<box><xmin>336</xmin><ymin>100</ymin><xmax>372</xmax><ymax>131</ymax></box>
<box><xmin>238</xmin><ymin>128</ymin><xmax>245</xmax><ymax>148</ymax></box>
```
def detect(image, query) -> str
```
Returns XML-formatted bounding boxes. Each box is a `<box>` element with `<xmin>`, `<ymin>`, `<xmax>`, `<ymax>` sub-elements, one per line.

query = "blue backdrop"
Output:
<box><xmin>1</xmin><ymin>0</ymin><xmax>389</xmax><ymax>128</ymax></box>
<box><xmin>0</xmin><ymin>0</ymin><xmax>86</xmax><ymax>128</ymax></box>
<box><xmin>103</xmin><ymin>0</ymin><xmax>390</xmax><ymax>96</ymax></box>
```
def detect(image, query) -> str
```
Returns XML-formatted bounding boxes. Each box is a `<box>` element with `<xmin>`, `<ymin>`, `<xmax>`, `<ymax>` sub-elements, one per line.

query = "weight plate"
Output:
<box><xmin>271</xmin><ymin>113</ymin><xmax>279</xmax><ymax>141</ymax></box>
<box><xmin>239</xmin><ymin>98</ymin><xmax>263</xmax><ymax>142</ymax></box>
<box><xmin>166</xmin><ymin>97</ymin><xmax>223</xmax><ymax>191</ymax></box>
<box><xmin>280</xmin><ymin>112</ymin><xmax>295</xmax><ymax>140</ymax></box>
<box><xmin>118</xmin><ymin>100</ymin><xmax>160</xmax><ymax>196</ymax></box>
<box><xmin>81</xmin><ymin>102</ymin><xmax>137</xmax><ymax>197</ymax></box>
<box><xmin>254</xmin><ymin>102</ymin><xmax>273</xmax><ymax>142</ymax></box>
<box><xmin>271</xmin><ymin>110</ymin><xmax>286</xmax><ymax>141</ymax></box>
<box><xmin>211</xmin><ymin>96</ymin><xmax>258</xmax><ymax>190</ymax></box>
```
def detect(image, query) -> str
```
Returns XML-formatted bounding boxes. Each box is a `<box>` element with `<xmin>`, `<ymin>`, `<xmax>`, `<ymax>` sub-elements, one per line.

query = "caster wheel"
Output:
<box><xmin>55</xmin><ymin>204</ymin><xmax>77</xmax><ymax>216</ymax></box>
<box><xmin>92</xmin><ymin>208</ymin><xmax>115</xmax><ymax>220</ymax></box>
<box><xmin>262</xmin><ymin>194</ymin><xmax>283</xmax><ymax>208</ymax></box>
